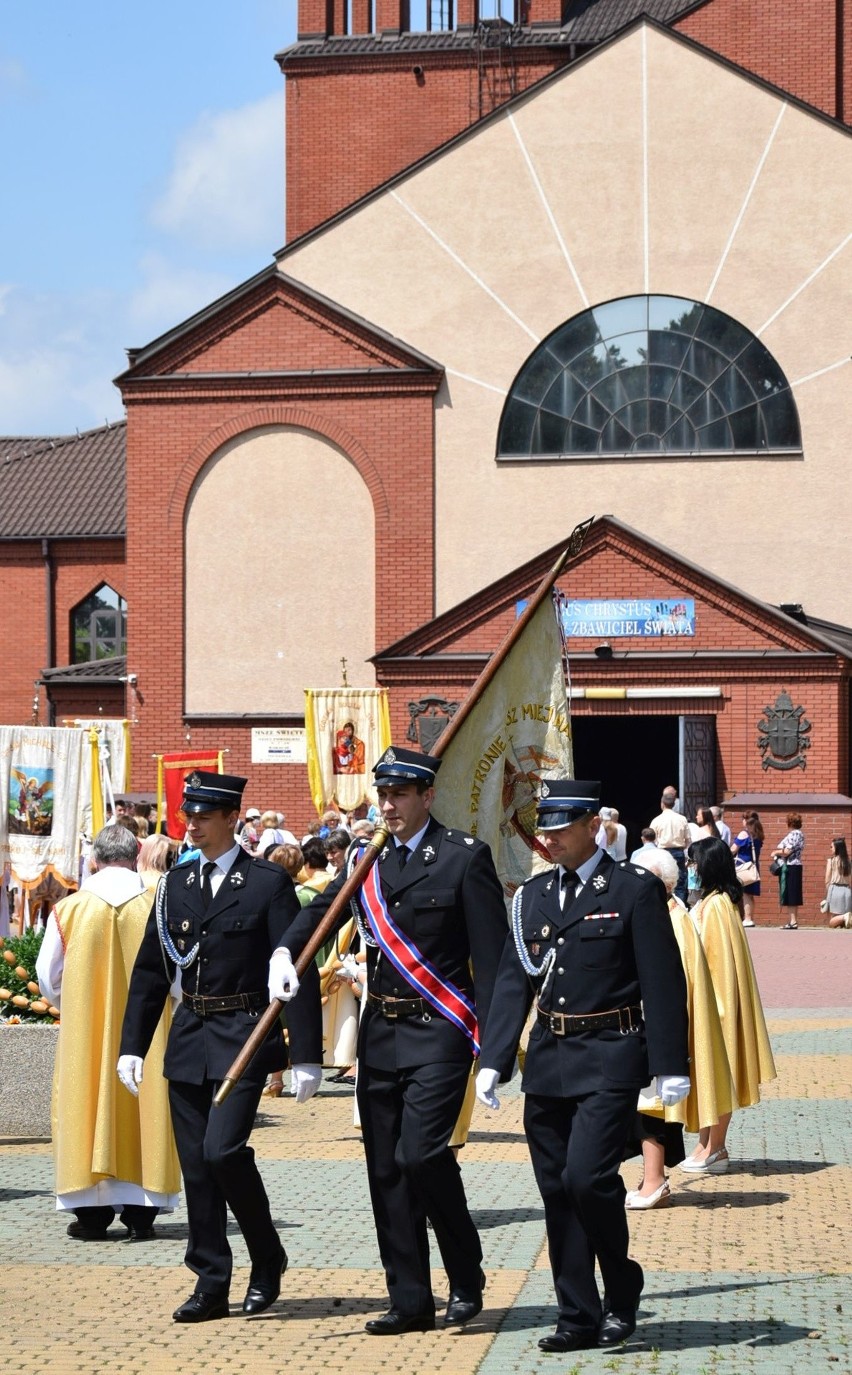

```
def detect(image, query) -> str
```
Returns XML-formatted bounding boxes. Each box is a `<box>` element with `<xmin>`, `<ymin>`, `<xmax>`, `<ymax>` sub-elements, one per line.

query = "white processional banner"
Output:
<box><xmin>0</xmin><ymin>726</ymin><xmax>85</xmax><ymax>888</ymax></box>
<box><xmin>304</xmin><ymin>688</ymin><xmax>391</xmax><ymax>814</ymax></box>
<box><xmin>68</xmin><ymin>719</ymin><xmax>131</xmax><ymax>836</ymax></box>
<box><xmin>432</xmin><ymin>595</ymin><xmax>574</xmax><ymax>902</ymax></box>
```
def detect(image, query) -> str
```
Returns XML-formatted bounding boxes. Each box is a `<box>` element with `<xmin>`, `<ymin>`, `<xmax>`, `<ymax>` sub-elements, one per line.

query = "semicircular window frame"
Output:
<box><xmin>496</xmin><ymin>295</ymin><xmax>802</xmax><ymax>461</ymax></box>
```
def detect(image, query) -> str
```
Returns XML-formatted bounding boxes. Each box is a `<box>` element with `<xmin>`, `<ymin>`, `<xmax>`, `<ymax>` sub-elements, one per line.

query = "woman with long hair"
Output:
<box><xmin>731</xmin><ymin>810</ymin><xmax>764</xmax><ymax>928</ymax></box>
<box><xmin>680</xmin><ymin>837</ymin><xmax>776</xmax><ymax>1173</ymax></box>
<box><xmin>624</xmin><ymin>847</ymin><xmax>733</xmax><ymax>1207</ymax></box>
<box><xmin>771</xmin><ymin>812</ymin><xmax>804</xmax><ymax>929</ymax></box>
<box><xmin>825</xmin><ymin>837</ymin><xmax>852</xmax><ymax>929</ymax></box>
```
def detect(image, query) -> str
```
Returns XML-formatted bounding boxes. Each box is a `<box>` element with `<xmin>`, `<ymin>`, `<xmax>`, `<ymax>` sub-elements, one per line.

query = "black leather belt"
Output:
<box><xmin>182</xmin><ymin>990</ymin><xmax>266</xmax><ymax>1017</ymax></box>
<box><xmin>536</xmin><ymin>1003</ymin><xmax>643</xmax><ymax>1036</ymax></box>
<box><xmin>366</xmin><ymin>991</ymin><xmax>430</xmax><ymax>1020</ymax></box>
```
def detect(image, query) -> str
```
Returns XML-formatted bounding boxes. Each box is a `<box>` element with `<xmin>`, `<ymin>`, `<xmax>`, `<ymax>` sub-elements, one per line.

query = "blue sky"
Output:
<box><xmin>0</xmin><ymin>2</ymin><xmax>297</xmax><ymax>434</ymax></box>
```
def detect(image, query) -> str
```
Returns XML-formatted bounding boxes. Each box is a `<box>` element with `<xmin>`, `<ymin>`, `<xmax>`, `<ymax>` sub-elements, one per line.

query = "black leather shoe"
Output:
<box><xmin>538</xmin><ymin>1330</ymin><xmax>597</xmax><ymax>1352</ymax></box>
<box><xmin>173</xmin><ymin>1292</ymin><xmax>230</xmax><ymax>1323</ymax></box>
<box><xmin>242</xmin><ymin>1247</ymin><xmax>288</xmax><ymax>1315</ymax></box>
<box><xmin>65</xmin><ymin>1221</ymin><xmax>111</xmax><ymax>1241</ymax></box>
<box><xmin>598</xmin><ymin>1310</ymin><xmax>637</xmax><ymax>1346</ymax></box>
<box><xmin>444</xmin><ymin>1269</ymin><xmax>486</xmax><ymax>1325</ymax></box>
<box><xmin>365</xmin><ymin>1309</ymin><xmax>436</xmax><ymax>1335</ymax></box>
<box><xmin>123</xmin><ymin>1225</ymin><xmax>156</xmax><ymax>1242</ymax></box>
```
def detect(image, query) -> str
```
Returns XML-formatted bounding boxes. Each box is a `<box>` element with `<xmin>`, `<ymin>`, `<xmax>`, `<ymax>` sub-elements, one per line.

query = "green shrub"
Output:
<box><xmin>0</xmin><ymin>928</ymin><xmax>59</xmax><ymax>1023</ymax></box>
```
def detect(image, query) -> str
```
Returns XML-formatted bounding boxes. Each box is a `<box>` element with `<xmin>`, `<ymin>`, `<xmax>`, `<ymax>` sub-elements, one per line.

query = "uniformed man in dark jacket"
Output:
<box><xmin>475</xmin><ymin>780</ymin><xmax>690</xmax><ymax>1353</ymax></box>
<box><xmin>118</xmin><ymin>772</ymin><xmax>322</xmax><ymax>1323</ymax></box>
<box><xmin>274</xmin><ymin>747</ymin><xmax>509</xmax><ymax>1336</ymax></box>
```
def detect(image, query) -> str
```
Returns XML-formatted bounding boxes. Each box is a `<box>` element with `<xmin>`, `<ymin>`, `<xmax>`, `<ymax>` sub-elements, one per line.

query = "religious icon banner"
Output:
<box><xmin>0</xmin><ymin>726</ymin><xmax>86</xmax><ymax>888</ymax></box>
<box><xmin>304</xmin><ymin>688</ymin><xmax>391</xmax><ymax>814</ymax></box>
<box><xmin>432</xmin><ymin>594</ymin><xmax>573</xmax><ymax>903</ymax></box>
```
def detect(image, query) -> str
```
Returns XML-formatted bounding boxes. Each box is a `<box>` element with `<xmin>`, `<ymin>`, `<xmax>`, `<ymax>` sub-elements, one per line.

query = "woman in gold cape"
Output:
<box><xmin>625</xmin><ymin>847</ymin><xmax>734</xmax><ymax>1206</ymax></box>
<box><xmin>682</xmin><ymin>836</ymin><xmax>776</xmax><ymax>1174</ymax></box>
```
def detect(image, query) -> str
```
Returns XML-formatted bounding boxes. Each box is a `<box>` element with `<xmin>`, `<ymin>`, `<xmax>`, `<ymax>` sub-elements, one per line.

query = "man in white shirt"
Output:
<box><xmin>649</xmin><ymin>787</ymin><xmax>691</xmax><ymax>902</ymax></box>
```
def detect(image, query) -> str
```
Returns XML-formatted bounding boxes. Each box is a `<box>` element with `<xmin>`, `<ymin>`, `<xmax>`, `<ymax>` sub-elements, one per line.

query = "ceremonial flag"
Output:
<box><xmin>304</xmin><ymin>688</ymin><xmax>391</xmax><ymax>815</ymax></box>
<box><xmin>432</xmin><ymin>594</ymin><xmax>573</xmax><ymax>900</ymax></box>
<box><xmin>156</xmin><ymin>750</ymin><xmax>223</xmax><ymax>839</ymax></box>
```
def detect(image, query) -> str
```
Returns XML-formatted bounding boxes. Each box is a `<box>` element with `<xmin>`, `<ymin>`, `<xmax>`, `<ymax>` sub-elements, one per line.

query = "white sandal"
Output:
<box><xmin>625</xmin><ymin>1179</ymin><xmax>671</xmax><ymax>1209</ymax></box>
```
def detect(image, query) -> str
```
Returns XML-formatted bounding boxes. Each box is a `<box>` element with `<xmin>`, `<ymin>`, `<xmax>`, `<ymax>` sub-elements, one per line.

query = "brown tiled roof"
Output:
<box><xmin>562</xmin><ymin>0</ymin><xmax>694</xmax><ymax>43</ymax></box>
<box><xmin>0</xmin><ymin>422</ymin><xmax>126</xmax><ymax>538</ymax></box>
<box><xmin>40</xmin><ymin>656</ymin><xmax>126</xmax><ymax>683</ymax></box>
<box><xmin>277</xmin><ymin>3</ymin><xmax>695</xmax><ymax>63</ymax></box>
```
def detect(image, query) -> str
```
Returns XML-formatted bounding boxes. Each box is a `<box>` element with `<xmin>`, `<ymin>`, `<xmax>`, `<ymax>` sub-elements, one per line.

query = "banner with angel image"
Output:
<box><xmin>0</xmin><ymin>727</ymin><xmax>85</xmax><ymax>888</ymax></box>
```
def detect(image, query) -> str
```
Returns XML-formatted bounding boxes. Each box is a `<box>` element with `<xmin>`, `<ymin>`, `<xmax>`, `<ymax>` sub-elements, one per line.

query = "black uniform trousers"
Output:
<box><xmin>168</xmin><ymin>1076</ymin><xmax>280</xmax><ymax>1297</ymax></box>
<box><xmin>524</xmin><ymin>1086</ymin><xmax>644</xmax><ymax>1336</ymax></box>
<box><xmin>357</xmin><ymin>1057</ymin><xmax>481</xmax><ymax>1317</ymax></box>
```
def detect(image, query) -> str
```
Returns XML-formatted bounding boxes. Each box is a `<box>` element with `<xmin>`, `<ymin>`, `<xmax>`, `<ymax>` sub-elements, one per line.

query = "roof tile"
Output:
<box><xmin>0</xmin><ymin>422</ymin><xmax>126</xmax><ymax>538</ymax></box>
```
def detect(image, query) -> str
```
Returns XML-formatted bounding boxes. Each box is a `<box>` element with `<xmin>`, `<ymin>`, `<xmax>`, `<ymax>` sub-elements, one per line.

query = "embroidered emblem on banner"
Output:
<box><xmin>359</xmin><ymin>861</ymin><xmax>480</xmax><ymax>1054</ymax></box>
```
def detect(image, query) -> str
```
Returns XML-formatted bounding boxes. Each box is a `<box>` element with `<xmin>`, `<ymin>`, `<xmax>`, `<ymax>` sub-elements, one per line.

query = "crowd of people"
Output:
<box><xmin>595</xmin><ymin>789</ymin><xmax>852</xmax><ymax>930</ymax></box>
<box><xmin>19</xmin><ymin>760</ymin><xmax>845</xmax><ymax>1351</ymax></box>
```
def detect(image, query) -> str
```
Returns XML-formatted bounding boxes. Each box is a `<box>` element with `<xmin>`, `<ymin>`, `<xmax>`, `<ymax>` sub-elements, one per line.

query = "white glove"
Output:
<box><xmin>117</xmin><ymin>1054</ymin><xmax>144</xmax><ymax>1096</ymax></box>
<box><xmin>268</xmin><ymin>947</ymin><xmax>300</xmax><ymax>1002</ymax></box>
<box><xmin>657</xmin><ymin>1074</ymin><xmax>691</xmax><ymax>1106</ymax></box>
<box><xmin>290</xmin><ymin>1064</ymin><xmax>322</xmax><ymax>1103</ymax></box>
<box><xmin>475</xmin><ymin>1067</ymin><xmax>501</xmax><ymax>1110</ymax></box>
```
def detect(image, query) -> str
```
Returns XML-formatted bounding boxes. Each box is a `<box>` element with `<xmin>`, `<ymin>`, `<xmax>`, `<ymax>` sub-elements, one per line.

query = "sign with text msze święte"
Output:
<box><xmin>561</xmin><ymin>599</ymin><xmax>695</xmax><ymax>638</ymax></box>
<box><xmin>251</xmin><ymin>727</ymin><xmax>307</xmax><ymax>764</ymax></box>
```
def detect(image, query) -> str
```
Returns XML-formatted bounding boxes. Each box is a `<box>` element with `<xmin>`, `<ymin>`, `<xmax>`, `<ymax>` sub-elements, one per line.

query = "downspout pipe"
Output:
<box><xmin>41</xmin><ymin>537</ymin><xmax>55</xmax><ymax>726</ymax></box>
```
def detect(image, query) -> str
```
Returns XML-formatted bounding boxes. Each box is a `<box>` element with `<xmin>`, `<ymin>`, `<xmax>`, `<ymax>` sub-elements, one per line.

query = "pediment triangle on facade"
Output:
<box><xmin>375</xmin><ymin>517</ymin><xmax>850</xmax><ymax>663</ymax></box>
<box><xmin>117</xmin><ymin>266</ymin><xmax>443</xmax><ymax>383</ymax></box>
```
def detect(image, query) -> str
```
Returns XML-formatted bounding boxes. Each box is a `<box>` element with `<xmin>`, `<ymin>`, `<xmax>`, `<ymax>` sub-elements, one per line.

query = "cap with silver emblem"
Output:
<box><xmin>536</xmin><ymin>780</ymin><xmax>601</xmax><ymax>831</ymax></box>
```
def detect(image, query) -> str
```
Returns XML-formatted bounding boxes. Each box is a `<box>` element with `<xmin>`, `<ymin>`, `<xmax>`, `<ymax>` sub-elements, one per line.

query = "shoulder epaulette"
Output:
<box><xmin>444</xmin><ymin>829</ymin><xmax>478</xmax><ymax>849</ymax></box>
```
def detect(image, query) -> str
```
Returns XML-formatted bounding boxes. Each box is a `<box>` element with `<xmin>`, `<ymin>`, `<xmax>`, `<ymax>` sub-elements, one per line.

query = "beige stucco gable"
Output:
<box><xmin>280</xmin><ymin>21</ymin><xmax>852</xmax><ymax>623</ymax></box>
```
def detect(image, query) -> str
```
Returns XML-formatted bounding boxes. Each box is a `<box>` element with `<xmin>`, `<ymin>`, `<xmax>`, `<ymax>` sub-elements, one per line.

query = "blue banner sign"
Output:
<box><xmin>561</xmin><ymin>598</ymin><xmax>695</xmax><ymax>638</ymax></box>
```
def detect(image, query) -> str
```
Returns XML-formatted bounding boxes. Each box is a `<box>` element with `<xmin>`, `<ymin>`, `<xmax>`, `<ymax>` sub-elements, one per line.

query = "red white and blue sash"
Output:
<box><xmin>360</xmin><ymin>856</ymin><xmax>480</xmax><ymax>1055</ymax></box>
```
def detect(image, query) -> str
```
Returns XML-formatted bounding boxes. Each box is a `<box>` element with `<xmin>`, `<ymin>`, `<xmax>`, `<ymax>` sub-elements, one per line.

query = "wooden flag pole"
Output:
<box><xmin>213</xmin><ymin>517</ymin><xmax>593</xmax><ymax>1104</ymax></box>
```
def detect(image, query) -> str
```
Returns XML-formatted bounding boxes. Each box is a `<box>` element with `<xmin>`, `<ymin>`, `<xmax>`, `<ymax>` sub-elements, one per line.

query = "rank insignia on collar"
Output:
<box><xmin>423</xmin><ymin>845</ymin><xmax>435</xmax><ymax>860</ymax></box>
<box><xmin>230</xmin><ymin>870</ymin><xmax>245</xmax><ymax>886</ymax></box>
<box><xmin>545</xmin><ymin>877</ymin><xmax>554</xmax><ymax>891</ymax></box>
<box><xmin>186</xmin><ymin>871</ymin><xmax>195</xmax><ymax>886</ymax></box>
<box><xmin>380</xmin><ymin>846</ymin><xmax>389</xmax><ymax>860</ymax></box>
<box><xmin>592</xmin><ymin>873</ymin><xmax>607</xmax><ymax>891</ymax></box>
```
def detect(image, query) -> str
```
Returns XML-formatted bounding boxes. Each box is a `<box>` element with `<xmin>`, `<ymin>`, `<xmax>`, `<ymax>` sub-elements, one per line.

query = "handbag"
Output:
<box><xmin>736</xmin><ymin>860</ymin><xmax>760</xmax><ymax>887</ymax></box>
<box><xmin>769</xmin><ymin>858</ymin><xmax>785</xmax><ymax>877</ymax></box>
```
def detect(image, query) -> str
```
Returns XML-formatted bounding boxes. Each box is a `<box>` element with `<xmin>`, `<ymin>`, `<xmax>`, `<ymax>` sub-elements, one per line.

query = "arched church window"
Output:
<box><xmin>71</xmin><ymin>584</ymin><xmax>127</xmax><ymax>663</ymax></box>
<box><xmin>497</xmin><ymin>295</ymin><xmax>801</xmax><ymax>459</ymax></box>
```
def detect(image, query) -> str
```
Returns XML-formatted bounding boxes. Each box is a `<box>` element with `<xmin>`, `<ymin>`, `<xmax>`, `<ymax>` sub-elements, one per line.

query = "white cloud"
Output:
<box><xmin>127</xmin><ymin>252</ymin><xmax>237</xmax><ymax>334</ymax></box>
<box><xmin>0</xmin><ymin>285</ymin><xmax>125</xmax><ymax>433</ymax></box>
<box><xmin>150</xmin><ymin>94</ymin><xmax>284</xmax><ymax>253</ymax></box>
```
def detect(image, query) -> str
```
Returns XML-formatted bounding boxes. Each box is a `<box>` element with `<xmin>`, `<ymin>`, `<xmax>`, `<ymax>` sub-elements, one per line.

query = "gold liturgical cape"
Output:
<box><xmin>693</xmin><ymin>892</ymin><xmax>777</xmax><ymax>1108</ymax></box>
<box><xmin>52</xmin><ymin>885</ymin><xmax>179</xmax><ymax>1198</ymax></box>
<box><xmin>642</xmin><ymin>899</ymin><xmax>735</xmax><ymax>1132</ymax></box>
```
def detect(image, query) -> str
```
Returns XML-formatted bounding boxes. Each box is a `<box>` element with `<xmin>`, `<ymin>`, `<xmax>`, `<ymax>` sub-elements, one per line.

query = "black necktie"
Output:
<box><xmin>560</xmin><ymin>868</ymin><xmax>577</xmax><ymax>904</ymax></box>
<box><xmin>201</xmin><ymin>860</ymin><xmax>216</xmax><ymax>911</ymax></box>
<box><xmin>397</xmin><ymin>844</ymin><xmax>410</xmax><ymax>870</ymax></box>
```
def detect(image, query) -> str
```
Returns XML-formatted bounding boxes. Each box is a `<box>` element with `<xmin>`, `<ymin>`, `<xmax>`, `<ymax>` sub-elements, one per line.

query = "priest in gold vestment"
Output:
<box><xmin>36</xmin><ymin>825</ymin><xmax>180</xmax><ymax>1240</ymax></box>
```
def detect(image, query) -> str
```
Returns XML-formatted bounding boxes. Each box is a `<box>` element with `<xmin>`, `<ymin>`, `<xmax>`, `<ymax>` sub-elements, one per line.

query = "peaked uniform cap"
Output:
<box><xmin>372</xmin><ymin>746</ymin><xmax>441</xmax><ymax>785</ymax></box>
<box><xmin>182</xmin><ymin>771</ymin><xmax>247</xmax><ymax>813</ymax></box>
<box><xmin>537</xmin><ymin>779</ymin><xmax>601</xmax><ymax>831</ymax></box>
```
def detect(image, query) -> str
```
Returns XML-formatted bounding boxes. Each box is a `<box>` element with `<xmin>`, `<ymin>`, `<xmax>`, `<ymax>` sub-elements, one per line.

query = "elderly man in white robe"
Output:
<box><xmin>36</xmin><ymin>824</ymin><xmax>180</xmax><ymax>1240</ymax></box>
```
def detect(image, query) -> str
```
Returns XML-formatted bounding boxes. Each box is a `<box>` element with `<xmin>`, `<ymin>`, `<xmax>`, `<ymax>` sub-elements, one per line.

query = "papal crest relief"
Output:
<box><xmin>407</xmin><ymin>697</ymin><xmax>460</xmax><ymax>753</ymax></box>
<box><xmin>757</xmin><ymin>691</ymin><xmax>812</xmax><ymax>771</ymax></box>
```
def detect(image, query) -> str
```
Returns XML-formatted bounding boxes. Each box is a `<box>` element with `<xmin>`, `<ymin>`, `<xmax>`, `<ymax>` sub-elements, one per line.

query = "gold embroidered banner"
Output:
<box><xmin>432</xmin><ymin>595</ymin><xmax>573</xmax><ymax>901</ymax></box>
<box><xmin>304</xmin><ymin>688</ymin><xmax>391</xmax><ymax>815</ymax></box>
